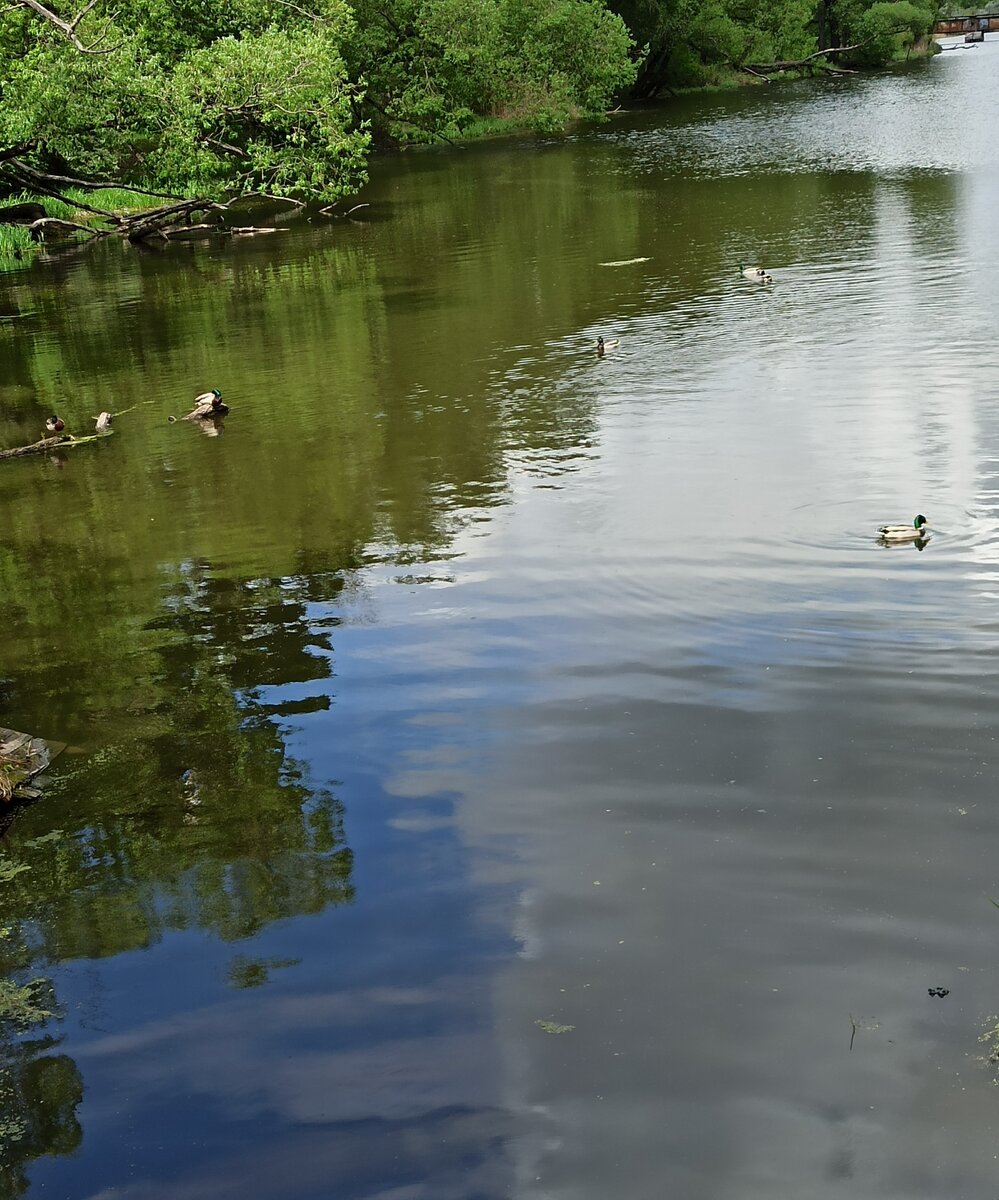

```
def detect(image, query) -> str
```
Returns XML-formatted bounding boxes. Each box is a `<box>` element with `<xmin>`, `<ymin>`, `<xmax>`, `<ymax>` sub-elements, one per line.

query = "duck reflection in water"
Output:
<box><xmin>877</xmin><ymin>535</ymin><xmax>930</xmax><ymax>551</ymax></box>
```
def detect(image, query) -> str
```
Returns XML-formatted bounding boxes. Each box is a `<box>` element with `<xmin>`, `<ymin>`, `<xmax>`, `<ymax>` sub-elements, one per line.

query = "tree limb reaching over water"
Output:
<box><xmin>742</xmin><ymin>29</ymin><xmax>914</xmax><ymax>73</ymax></box>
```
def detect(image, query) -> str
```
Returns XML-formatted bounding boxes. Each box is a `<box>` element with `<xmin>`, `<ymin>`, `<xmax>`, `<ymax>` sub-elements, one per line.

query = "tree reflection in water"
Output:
<box><xmin>0</xmin><ymin>559</ymin><xmax>355</xmax><ymax>1194</ymax></box>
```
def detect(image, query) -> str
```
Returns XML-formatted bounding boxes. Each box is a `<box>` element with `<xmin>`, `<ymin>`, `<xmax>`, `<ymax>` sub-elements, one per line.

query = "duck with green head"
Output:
<box><xmin>878</xmin><ymin>515</ymin><xmax>929</xmax><ymax>542</ymax></box>
<box><xmin>184</xmin><ymin>388</ymin><xmax>228</xmax><ymax>420</ymax></box>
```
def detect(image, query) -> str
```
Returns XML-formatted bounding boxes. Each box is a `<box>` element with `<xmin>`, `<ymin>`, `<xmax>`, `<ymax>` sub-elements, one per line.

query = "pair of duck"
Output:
<box><xmin>740</xmin><ymin>263</ymin><xmax>773</xmax><ymax>285</ymax></box>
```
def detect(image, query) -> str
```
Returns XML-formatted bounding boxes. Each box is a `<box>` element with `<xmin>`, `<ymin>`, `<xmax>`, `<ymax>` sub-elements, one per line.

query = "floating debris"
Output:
<box><xmin>980</xmin><ymin>1016</ymin><xmax>999</xmax><ymax>1074</ymax></box>
<box><xmin>227</xmin><ymin>955</ymin><xmax>301</xmax><ymax>989</ymax></box>
<box><xmin>598</xmin><ymin>257</ymin><xmax>650</xmax><ymax>267</ymax></box>
<box><xmin>535</xmin><ymin>1019</ymin><xmax>575</xmax><ymax>1034</ymax></box>
<box><xmin>928</xmin><ymin>987</ymin><xmax>950</xmax><ymax>998</ymax></box>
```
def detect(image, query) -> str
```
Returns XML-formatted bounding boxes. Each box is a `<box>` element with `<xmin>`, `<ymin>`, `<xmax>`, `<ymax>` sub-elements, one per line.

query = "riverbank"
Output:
<box><xmin>0</xmin><ymin>187</ymin><xmax>163</xmax><ymax>271</ymax></box>
<box><xmin>0</xmin><ymin>35</ymin><xmax>943</xmax><ymax>276</ymax></box>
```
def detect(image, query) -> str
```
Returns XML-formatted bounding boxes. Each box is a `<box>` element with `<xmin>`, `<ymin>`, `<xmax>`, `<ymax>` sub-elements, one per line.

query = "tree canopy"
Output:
<box><xmin>0</xmin><ymin>0</ymin><xmax>638</xmax><ymax>206</ymax></box>
<box><xmin>0</xmin><ymin>0</ymin><xmax>940</xmax><ymax>209</ymax></box>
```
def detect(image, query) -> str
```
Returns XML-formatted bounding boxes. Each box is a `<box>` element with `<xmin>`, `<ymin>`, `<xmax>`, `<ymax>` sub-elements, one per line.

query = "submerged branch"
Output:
<box><xmin>0</xmin><ymin>431</ymin><xmax>113</xmax><ymax>461</ymax></box>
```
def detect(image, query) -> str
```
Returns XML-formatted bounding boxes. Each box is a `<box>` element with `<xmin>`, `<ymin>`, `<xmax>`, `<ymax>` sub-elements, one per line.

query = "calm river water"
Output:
<box><xmin>3</xmin><ymin>39</ymin><xmax>999</xmax><ymax>1200</ymax></box>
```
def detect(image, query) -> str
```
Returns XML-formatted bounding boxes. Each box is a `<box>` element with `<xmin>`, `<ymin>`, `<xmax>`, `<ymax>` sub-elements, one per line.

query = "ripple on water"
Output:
<box><xmin>607</xmin><ymin>48</ymin><xmax>999</xmax><ymax>179</ymax></box>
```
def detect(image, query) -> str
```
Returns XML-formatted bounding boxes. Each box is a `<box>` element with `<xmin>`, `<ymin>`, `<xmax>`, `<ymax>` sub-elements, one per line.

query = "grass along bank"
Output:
<box><xmin>0</xmin><ymin>188</ymin><xmax>165</xmax><ymax>272</ymax></box>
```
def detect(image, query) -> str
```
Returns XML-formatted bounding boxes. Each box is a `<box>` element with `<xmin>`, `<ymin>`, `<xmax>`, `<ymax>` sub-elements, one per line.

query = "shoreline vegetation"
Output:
<box><xmin>0</xmin><ymin>0</ymin><xmax>942</xmax><ymax>272</ymax></box>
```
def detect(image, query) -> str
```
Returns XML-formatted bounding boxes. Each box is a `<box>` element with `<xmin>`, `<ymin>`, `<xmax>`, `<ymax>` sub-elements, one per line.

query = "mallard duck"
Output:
<box><xmin>878</xmin><ymin>514</ymin><xmax>928</xmax><ymax>542</ymax></box>
<box><xmin>94</xmin><ymin>411</ymin><xmax>113</xmax><ymax>432</ymax></box>
<box><xmin>596</xmin><ymin>337</ymin><xmax>620</xmax><ymax>357</ymax></box>
<box><xmin>183</xmin><ymin>388</ymin><xmax>228</xmax><ymax>420</ymax></box>
<box><xmin>739</xmin><ymin>263</ymin><xmax>773</xmax><ymax>284</ymax></box>
<box><xmin>44</xmin><ymin>415</ymin><xmax>65</xmax><ymax>434</ymax></box>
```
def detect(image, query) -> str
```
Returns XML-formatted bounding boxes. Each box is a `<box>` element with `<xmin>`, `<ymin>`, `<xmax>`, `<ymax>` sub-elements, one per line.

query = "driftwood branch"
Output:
<box><xmin>116</xmin><ymin>198</ymin><xmax>222</xmax><ymax>241</ymax></box>
<box><xmin>244</xmin><ymin>193</ymin><xmax>306</xmax><ymax>208</ymax></box>
<box><xmin>319</xmin><ymin>201</ymin><xmax>370</xmax><ymax>217</ymax></box>
<box><xmin>0</xmin><ymin>434</ymin><xmax>70</xmax><ymax>460</ymax></box>
<box><xmin>0</xmin><ymin>431</ymin><xmax>113</xmax><ymax>460</ymax></box>
<box><xmin>29</xmin><ymin>215</ymin><xmax>102</xmax><ymax>238</ymax></box>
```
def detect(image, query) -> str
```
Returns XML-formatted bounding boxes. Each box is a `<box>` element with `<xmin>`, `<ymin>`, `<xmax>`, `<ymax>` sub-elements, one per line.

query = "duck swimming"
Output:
<box><xmin>44</xmin><ymin>415</ymin><xmax>65</xmax><ymax>434</ymax></box>
<box><xmin>596</xmin><ymin>337</ymin><xmax>620</xmax><ymax>357</ymax></box>
<box><xmin>739</xmin><ymin>263</ymin><xmax>773</xmax><ymax>284</ymax></box>
<box><xmin>183</xmin><ymin>388</ymin><xmax>228</xmax><ymax>420</ymax></box>
<box><xmin>878</xmin><ymin>515</ymin><xmax>929</xmax><ymax>542</ymax></box>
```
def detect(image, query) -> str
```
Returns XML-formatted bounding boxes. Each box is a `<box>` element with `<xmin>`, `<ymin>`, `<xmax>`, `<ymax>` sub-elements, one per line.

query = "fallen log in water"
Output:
<box><xmin>0</xmin><ymin>430</ymin><xmax>114</xmax><ymax>461</ymax></box>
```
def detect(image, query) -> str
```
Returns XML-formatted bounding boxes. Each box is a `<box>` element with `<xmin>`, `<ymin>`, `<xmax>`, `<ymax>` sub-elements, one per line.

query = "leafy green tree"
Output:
<box><xmin>830</xmin><ymin>0</ymin><xmax>937</xmax><ymax>63</ymax></box>
<box><xmin>0</xmin><ymin>0</ymin><xmax>368</xmax><ymax>202</ymax></box>
<box><xmin>347</xmin><ymin>0</ymin><xmax>637</xmax><ymax>143</ymax></box>
<box><xmin>611</xmin><ymin>0</ymin><xmax>816</xmax><ymax>89</ymax></box>
<box><xmin>1</xmin><ymin>0</ymin><xmax>638</xmax><ymax>203</ymax></box>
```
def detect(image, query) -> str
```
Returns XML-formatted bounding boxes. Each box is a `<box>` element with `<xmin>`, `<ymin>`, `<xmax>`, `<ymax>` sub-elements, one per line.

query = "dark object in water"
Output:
<box><xmin>928</xmin><ymin>987</ymin><xmax>950</xmax><ymax>998</ymax></box>
<box><xmin>0</xmin><ymin>202</ymin><xmax>45</xmax><ymax>226</ymax></box>
<box><xmin>0</xmin><ymin>727</ymin><xmax>60</xmax><ymax>802</ymax></box>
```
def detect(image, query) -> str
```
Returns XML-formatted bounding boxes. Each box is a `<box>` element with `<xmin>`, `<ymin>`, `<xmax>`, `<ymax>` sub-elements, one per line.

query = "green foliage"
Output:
<box><xmin>0</xmin><ymin>0</ymin><xmax>936</xmax><ymax>199</ymax></box>
<box><xmin>827</xmin><ymin>0</ymin><xmax>937</xmax><ymax>63</ymax></box>
<box><xmin>0</xmin><ymin>980</ymin><xmax>53</xmax><ymax>1031</ymax></box>
<box><xmin>0</xmin><ymin>0</ymin><xmax>638</xmax><ymax>201</ymax></box>
<box><xmin>0</xmin><ymin>0</ymin><xmax>369</xmax><ymax>202</ymax></box>
<box><xmin>349</xmin><ymin>0</ymin><xmax>637</xmax><ymax>143</ymax></box>
<box><xmin>0</xmin><ymin>859</ymin><xmax>30</xmax><ymax>886</ymax></box>
<box><xmin>606</xmin><ymin>0</ymin><xmax>935</xmax><ymax>93</ymax></box>
<box><xmin>164</xmin><ymin>25</ymin><xmax>368</xmax><ymax>197</ymax></box>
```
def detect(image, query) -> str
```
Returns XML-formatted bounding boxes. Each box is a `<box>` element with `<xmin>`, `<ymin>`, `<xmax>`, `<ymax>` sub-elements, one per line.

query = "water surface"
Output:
<box><xmin>3</xmin><ymin>41</ymin><xmax>999</xmax><ymax>1200</ymax></box>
